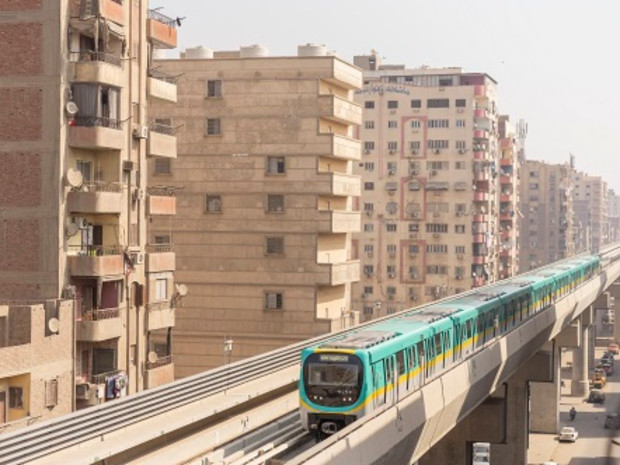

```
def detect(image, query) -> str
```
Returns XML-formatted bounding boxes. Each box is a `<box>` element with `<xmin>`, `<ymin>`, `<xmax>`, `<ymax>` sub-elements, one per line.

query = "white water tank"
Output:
<box><xmin>298</xmin><ymin>43</ymin><xmax>328</xmax><ymax>57</ymax></box>
<box><xmin>183</xmin><ymin>46</ymin><xmax>214</xmax><ymax>59</ymax></box>
<box><xmin>240</xmin><ymin>44</ymin><xmax>269</xmax><ymax>58</ymax></box>
<box><xmin>152</xmin><ymin>49</ymin><xmax>168</xmax><ymax>60</ymax></box>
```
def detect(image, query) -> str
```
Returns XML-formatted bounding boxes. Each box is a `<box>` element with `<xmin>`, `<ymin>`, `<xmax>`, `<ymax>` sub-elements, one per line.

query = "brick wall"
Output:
<box><xmin>8</xmin><ymin>306</ymin><xmax>31</xmax><ymax>345</ymax></box>
<box><xmin>0</xmin><ymin>23</ymin><xmax>43</xmax><ymax>76</ymax></box>
<box><xmin>0</xmin><ymin>0</ymin><xmax>41</xmax><ymax>10</ymax></box>
<box><xmin>0</xmin><ymin>87</ymin><xmax>42</xmax><ymax>141</ymax></box>
<box><xmin>0</xmin><ymin>219</ymin><xmax>40</xmax><ymax>271</ymax></box>
<box><xmin>0</xmin><ymin>152</ymin><xmax>41</xmax><ymax>207</ymax></box>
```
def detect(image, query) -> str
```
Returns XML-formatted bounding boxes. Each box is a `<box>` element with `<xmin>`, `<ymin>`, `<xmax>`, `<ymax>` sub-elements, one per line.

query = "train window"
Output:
<box><xmin>385</xmin><ymin>357</ymin><xmax>393</xmax><ymax>383</ymax></box>
<box><xmin>407</xmin><ymin>347</ymin><xmax>414</xmax><ymax>370</ymax></box>
<box><xmin>465</xmin><ymin>320</ymin><xmax>472</xmax><ymax>339</ymax></box>
<box><xmin>476</xmin><ymin>316</ymin><xmax>483</xmax><ymax>334</ymax></box>
<box><xmin>396</xmin><ymin>351</ymin><xmax>406</xmax><ymax>376</ymax></box>
<box><xmin>434</xmin><ymin>334</ymin><xmax>442</xmax><ymax>355</ymax></box>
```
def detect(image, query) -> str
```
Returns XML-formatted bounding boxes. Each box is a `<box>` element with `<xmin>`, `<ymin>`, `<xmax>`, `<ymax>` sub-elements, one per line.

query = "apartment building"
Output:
<box><xmin>352</xmin><ymin>51</ymin><xmax>511</xmax><ymax>318</ymax></box>
<box><xmin>519</xmin><ymin>160</ymin><xmax>575</xmax><ymax>271</ymax></box>
<box><xmin>573</xmin><ymin>172</ymin><xmax>607</xmax><ymax>252</ymax></box>
<box><xmin>0</xmin><ymin>0</ymin><xmax>178</xmax><ymax>427</ymax></box>
<box><xmin>607</xmin><ymin>189</ymin><xmax>620</xmax><ymax>244</ymax></box>
<box><xmin>148</xmin><ymin>45</ymin><xmax>362</xmax><ymax>376</ymax></box>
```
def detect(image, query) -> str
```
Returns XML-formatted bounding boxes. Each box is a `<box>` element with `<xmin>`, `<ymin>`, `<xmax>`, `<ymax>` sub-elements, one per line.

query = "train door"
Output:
<box><xmin>396</xmin><ymin>350</ymin><xmax>406</xmax><ymax>398</ymax></box>
<box><xmin>463</xmin><ymin>319</ymin><xmax>473</xmax><ymax>358</ymax></box>
<box><xmin>417</xmin><ymin>341</ymin><xmax>426</xmax><ymax>386</ymax></box>
<box><xmin>406</xmin><ymin>346</ymin><xmax>415</xmax><ymax>390</ymax></box>
<box><xmin>384</xmin><ymin>356</ymin><xmax>395</xmax><ymax>404</ymax></box>
<box><xmin>372</xmin><ymin>362</ymin><xmax>385</xmax><ymax>408</ymax></box>
<box><xmin>454</xmin><ymin>322</ymin><xmax>463</xmax><ymax>361</ymax></box>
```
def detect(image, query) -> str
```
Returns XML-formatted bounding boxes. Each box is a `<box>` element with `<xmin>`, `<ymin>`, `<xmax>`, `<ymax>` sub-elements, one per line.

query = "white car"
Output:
<box><xmin>559</xmin><ymin>426</ymin><xmax>579</xmax><ymax>442</ymax></box>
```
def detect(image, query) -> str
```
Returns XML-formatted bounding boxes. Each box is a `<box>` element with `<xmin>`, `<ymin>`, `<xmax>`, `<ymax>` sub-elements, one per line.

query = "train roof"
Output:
<box><xmin>319</xmin><ymin>330</ymin><xmax>398</xmax><ymax>349</ymax></box>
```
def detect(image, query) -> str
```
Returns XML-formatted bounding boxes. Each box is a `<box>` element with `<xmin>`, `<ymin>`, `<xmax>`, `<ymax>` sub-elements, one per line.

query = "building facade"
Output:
<box><xmin>607</xmin><ymin>189</ymin><xmax>620</xmax><ymax>244</ymax></box>
<box><xmin>0</xmin><ymin>0</ymin><xmax>178</xmax><ymax>428</ymax></box>
<box><xmin>149</xmin><ymin>45</ymin><xmax>362</xmax><ymax>376</ymax></box>
<box><xmin>352</xmin><ymin>51</ymin><xmax>514</xmax><ymax>319</ymax></box>
<box><xmin>519</xmin><ymin>160</ymin><xmax>575</xmax><ymax>271</ymax></box>
<box><xmin>573</xmin><ymin>172</ymin><xmax>607</xmax><ymax>252</ymax></box>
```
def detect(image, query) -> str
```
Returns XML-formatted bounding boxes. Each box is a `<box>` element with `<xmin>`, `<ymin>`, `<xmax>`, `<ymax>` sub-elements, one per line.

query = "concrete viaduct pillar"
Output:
<box><xmin>419</xmin><ymin>346</ymin><xmax>558</xmax><ymax>465</ymax></box>
<box><xmin>556</xmin><ymin>307</ymin><xmax>593</xmax><ymax>397</ymax></box>
<box><xmin>609</xmin><ymin>284</ymin><xmax>620</xmax><ymax>343</ymax></box>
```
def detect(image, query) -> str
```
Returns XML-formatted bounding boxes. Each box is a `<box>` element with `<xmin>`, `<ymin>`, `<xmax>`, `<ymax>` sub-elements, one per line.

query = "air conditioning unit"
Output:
<box><xmin>132</xmin><ymin>188</ymin><xmax>145</xmax><ymax>201</ymax></box>
<box><xmin>365</xmin><ymin>210</ymin><xmax>372</xmax><ymax>216</ymax></box>
<box><xmin>410</xmin><ymin>295</ymin><xmax>417</xmax><ymax>301</ymax></box>
<box><xmin>388</xmin><ymin>294</ymin><xmax>394</xmax><ymax>299</ymax></box>
<box><xmin>364</xmin><ymin>149</ymin><xmax>371</xmax><ymax>154</ymax></box>
<box><xmin>433</xmin><ymin>233</ymin><xmax>440</xmax><ymax>238</ymax></box>
<box><xmin>411</xmin><ymin>149</ymin><xmax>419</xmax><ymax>155</ymax></box>
<box><xmin>364</xmin><ymin>271</ymin><xmax>373</xmax><ymax>277</ymax></box>
<box><xmin>76</xmin><ymin>383</ymin><xmax>93</xmax><ymax>400</ymax></box>
<box><xmin>456</xmin><ymin>275</ymin><xmax>464</xmax><ymax>280</ymax></box>
<box><xmin>388</xmin><ymin>170</ymin><xmax>396</xmax><ymax>176</ymax></box>
<box><xmin>131</xmin><ymin>252</ymin><xmax>145</xmax><ymax>265</ymax></box>
<box><xmin>123</xmin><ymin>160</ymin><xmax>137</xmax><ymax>171</ymax></box>
<box><xmin>388</xmin><ymin>273</ymin><xmax>395</xmax><ymax>278</ymax></box>
<box><xmin>430</xmin><ymin>170</ymin><xmax>438</xmax><ymax>176</ymax></box>
<box><xmin>132</xmin><ymin>125</ymin><xmax>149</xmax><ymax>139</ymax></box>
<box><xmin>458</xmin><ymin>149</ymin><xmax>466</xmax><ymax>154</ymax></box>
<box><xmin>433</xmin><ymin>149</ymin><xmax>440</xmax><ymax>155</ymax></box>
<box><xmin>74</xmin><ymin>216</ymin><xmax>89</xmax><ymax>229</ymax></box>
<box><xmin>409</xmin><ymin>233</ymin><xmax>417</xmax><ymax>239</ymax></box>
<box><xmin>411</xmin><ymin>212</ymin><xmax>419</xmax><ymax>218</ymax></box>
<box><xmin>411</xmin><ymin>169</ymin><xmax>419</xmax><ymax>175</ymax></box>
<box><xmin>367</xmin><ymin>252</ymin><xmax>373</xmax><ymax>258</ymax></box>
<box><xmin>389</xmin><ymin>150</ymin><xmax>396</xmax><ymax>155</ymax></box>
<box><xmin>361</xmin><ymin>293</ymin><xmax>368</xmax><ymax>299</ymax></box>
<box><xmin>456</xmin><ymin>211</ymin><xmax>464</xmax><ymax>217</ymax></box>
<box><xmin>410</xmin><ymin>273</ymin><xmax>418</xmax><ymax>279</ymax></box>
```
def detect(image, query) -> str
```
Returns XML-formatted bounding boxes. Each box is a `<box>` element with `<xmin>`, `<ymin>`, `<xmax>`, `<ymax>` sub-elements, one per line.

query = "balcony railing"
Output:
<box><xmin>147</xmin><ymin>186</ymin><xmax>177</xmax><ymax>196</ymax></box>
<box><xmin>68</xmin><ymin>244</ymin><xmax>123</xmax><ymax>256</ymax></box>
<box><xmin>75</xmin><ymin>50</ymin><xmax>121</xmax><ymax>67</ymax></box>
<box><xmin>146</xmin><ymin>301</ymin><xmax>170</xmax><ymax>312</ymax></box>
<box><xmin>147</xmin><ymin>68</ymin><xmax>178</xmax><ymax>84</ymax></box>
<box><xmin>80</xmin><ymin>181</ymin><xmax>123</xmax><ymax>193</ymax></box>
<box><xmin>149</xmin><ymin>121</ymin><xmax>176</xmax><ymax>136</ymax></box>
<box><xmin>90</xmin><ymin>369</ymin><xmax>122</xmax><ymax>385</ymax></box>
<box><xmin>147</xmin><ymin>9</ymin><xmax>178</xmax><ymax>27</ymax></box>
<box><xmin>81</xmin><ymin>307</ymin><xmax>120</xmax><ymax>321</ymax></box>
<box><xmin>73</xmin><ymin>116</ymin><xmax>122</xmax><ymax>130</ymax></box>
<box><xmin>146</xmin><ymin>244</ymin><xmax>172</xmax><ymax>253</ymax></box>
<box><xmin>146</xmin><ymin>354</ymin><xmax>173</xmax><ymax>370</ymax></box>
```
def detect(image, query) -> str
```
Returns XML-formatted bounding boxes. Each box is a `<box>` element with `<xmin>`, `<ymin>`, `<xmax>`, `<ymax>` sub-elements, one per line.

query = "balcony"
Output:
<box><xmin>147</xmin><ymin>68</ymin><xmax>177</xmax><ymax>103</ymax></box>
<box><xmin>318</xmin><ymin>95</ymin><xmax>362</xmax><ymax>126</ymax></box>
<box><xmin>145</xmin><ymin>244</ymin><xmax>175</xmax><ymax>273</ymax></box>
<box><xmin>317</xmin><ymin>260</ymin><xmax>360</xmax><ymax>286</ymax></box>
<box><xmin>473</xmin><ymin>214</ymin><xmax>487</xmax><ymax>223</ymax></box>
<box><xmin>499</xmin><ymin>157</ymin><xmax>513</xmax><ymax>167</ymax></box>
<box><xmin>473</xmin><ymin>234</ymin><xmax>485</xmax><ymax>244</ymax></box>
<box><xmin>68</xmin><ymin>117</ymin><xmax>124</xmax><ymax>150</ymax></box>
<box><xmin>500</xmin><ymin>175</ymin><xmax>512</xmax><ymax>185</ymax></box>
<box><xmin>67</xmin><ymin>245</ymin><xmax>124</xmax><ymax>277</ymax></box>
<box><xmin>146</xmin><ymin>301</ymin><xmax>175</xmax><ymax>331</ymax></box>
<box><xmin>328</xmin><ymin>59</ymin><xmax>364</xmax><ymax>90</ymax></box>
<box><xmin>67</xmin><ymin>182</ymin><xmax>123</xmax><ymax>214</ymax></box>
<box><xmin>89</xmin><ymin>369</ymin><xmax>123</xmax><ymax>385</ymax></box>
<box><xmin>145</xmin><ymin>355</ymin><xmax>174</xmax><ymax>388</ymax></box>
<box><xmin>317</xmin><ymin>210</ymin><xmax>360</xmax><ymax>234</ymax></box>
<box><xmin>71</xmin><ymin>51</ymin><xmax>124</xmax><ymax>88</ymax></box>
<box><xmin>473</xmin><ymin>255</ymin><xmax>489</xmax><ymax>265</ymax></box>
<box><xmin>474</xmin><ymin>85</ymin><xmax>486</xmax><ymax>96</ymax></box>
<box><xmin>147</xmin><ymin>122</ymin><xmax>177</xmax><ymax>159</ymax></box>
<box><xmin>147</xmin><ymin>187</ymin><xmax>177</xmax><ymax>215</ymax></box>
<box><xmin>499</xmin><ymin>211</ymin><xmax>513</xmax><ymax>221</ymax></box>
<box><xmin>147</xmin><ymin>10</ymin><xmax>178</xmax><ymax>49</ymax></box>
<box><xmin>318</xmin><ymin>133</ymin><xmax>361</xmax><ymax>161</ymax></box>
<box><xmin>77</xmin><ymin>307</ymin><xmax>123</xmax><ymax>342</ymax></box>
<box><xmin>500</xmin><ymin>193</ymin><xmax>513</xmax><ymax>203</ymax></box>
<box><xmin>474</xmin><ymin>129</ymin><xmax>489</xmax><ymax>139</ymax></box>
<box><xmin>71</xmin><ymin>0</ymin><xmax>125</xmax><ymax>25</ymax></box>
<box><xmin>473</xmin><ymin>150</ymin><xmax>487</xmax><ymax>160</ymax></box>
<box><xmin>318</xmin><ymin>172</ymin><xmax>360</xmax><ymax>197</ymax></box>
<box><xmin>473</xmin><ymin>171</ymin><xmax>489</xmax><ymax>182</ymax></box>
<box><xmin>473</xmin><ymin>191</ymin><xmax>488</xmax><ymax>202</ymax></box>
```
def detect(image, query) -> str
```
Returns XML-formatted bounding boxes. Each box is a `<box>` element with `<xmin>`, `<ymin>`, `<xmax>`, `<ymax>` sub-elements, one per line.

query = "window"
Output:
<box><xmin>387</xmin><ymin>141</ymin><xmax>398</xmax><ymax>151</ymax></box>
<box><xmin>411</xmin><ymin>120</ymin><xmax>421</xmax><ymax>129</ymax></box>
<box><xmin>456</xmin><ymin>119</ymin><xmax>466</xmax><ymax>127</ymax></box>
<box><xmin>364</xmin><ymin>162</ymin><xmax>375</xmax><ymax>171</ymax></box>
<box><xmin>365</xmin><ymin>121</ymin><xmax>375</xmax><ymax>129</ymax></box>
<box><xmin>455</xmin><ymin>161</ymin><xmax>466</xmax><ymax>169</ymax></box>
<box><xmin>426</xmin><ymin>265</ymin><xmax>448</xmax><ymax>274</ymax></box>
<box><xmin>426</xmin><ymin>244</ymin><xmax>448</xmax><ymax>253</ymax></box>
<box><xmin>411</xmin><ymin>99</ymin><xmax>422</xmax><ymax>108</ymax></box>
<box><xmin>456</xmin><ymin>140</ymin><xmax>467</xmax><ymax>149</ymax></box>
<box><xmin>364</xmin><ymin>203</ymin><xmax>374</xmax><ymax>213</ymax></box>
<box><xmin>155</xmin><ymin>278</ymin><xmax>167</xmax><ymax>300</ymax></box>
<box><xmin>409</xmin><ymin>224</ymin><xmax>419</xmax><ymax>232</ymax></box>
<box><xmin>455</xmin><ymin>99</ymin><xmax>466</xmax><ymax>108</ymax></box>
<box><xmin>409</xmin><ymin>244</ymin><xmax>419</xmax><ymax>254</ymax></box>
<box><xmin>410</xmin><ymin>141</ymin><xmax>421</xmax><ymax>150</ymax></box>
<box><xmin>364</xmin><ymin>223</ymin><xmax>374</xmax><ymax>232</ymax></box>
<box><xmin>427</xmin><ymin>140</ymin><xmax>449</xmax><ymax>149</ymax></box>
<box><xmin>265</xmin><ymin>292</ymin><xmax>283</xmax><ymax>310</ymax></box>
<box><xmin>387</xmin><ymin>100</ymin><xmax>398</xmax><ymax>109</ymax></box>
<box><xmin>266</xmin><ymin>156</ymin><xmax>285</xmax><ymax>174</ymax></box>
<box><xmin>428</xmin><ymin>119</ymin><xmax>449</xmax><ymax>128</ymax></box>
<box><xmin>387</xmin><ymin>244</ymin><xmax>397</xmax><ymax>254</ymax></box>
<box><xmin>364</xmin><ymin>141</ymin><xmax>375</xmax><ymax>151</ymax></box>
<box><xmin>455</xmin><ymin>225</ymin><xmax>466</xmax><ymax>234</ymax></box>
<box><xmin>426</xmin><ymin>223</ymin><xmax>448</xmax><ymax>233</ymax></box>
<box><xmin>266</xmin><ymin>237</ymin><xmax>284</xmax><ymax>255</ymax></box>
<box><xmin>206</xmin><ymin>79</ymin><xmax>222</xmax><ymax>98</ymax></box>
<box><xmin>364</xmin><ymin>265</ymin><xmax>374</xmax><ymax>276</ymax></box>
<box><xmin>9</xmin><ymin>387</ymin><xmax>23</xmax><ymax>409</ymax></box>
<box><xmin>365</xmin><ymin>101</ymin><xmax>375</xmax><ymax>109</ymax></box>
<box><xmin>427</xmin><ymin>98</ymin><xmax>450</xmax><ymax>108</ymax></box>
<box><xmin>387</xmin><ymin>265</ymin><xmax>396</xmax><ymax>275</ymax></box>
<box><xmin>76</xmin><ymin>160</ymin><xmax>92</xmax><ymax>182</ymax></box>
<box><xmin>455</xmin><ymin>245</ymin><xmax>466</xmax><ymax>254</ymax></box>
<box><xmin>206</xmin><ymin>118</ymin><xmax>221</xmax><ymax>135</ymax></box>
<box><xmin>388</xmin><ymin>120</ymin><xmax>398</xmax><ymax>128</ymax></box>
<box><xmin>154</xmin><ymin>158</ymin><xmax>171</xmax><ymax>175</ymax></box>
<box><xmin>267</xmin><ymin>194</ymin><xmax>284</xmax><ymax>212</ymax></box>
<box><xmin>154</xmin><ymin>234</ymin><xmax>171</xmax><ymax>244</ymax></box>
<box><xmin>387</xmin><ymin>162</ymin><xmax>397</xmax><ymax>173</ymax></box>
<box><xmin>205</xmin><ymin>195</ymin><xmax>222</xmax><ymax>213</ymax></box>
<box><xmin>364</xmin><ymin>244</ymin><xmax>374</xmax><ymax>253</ymax></box>
<box><xmin>386</xmin><ymin>223</ymin><xmax>397</xmax><ymax>232</ymax></box>
<box><xmin>364</xmin><ymin>182</ymin><xmax>375</xmax><ymax>191</ymax></box>
<box><xmin>364</xmin><ymin>286</ymin><xmax>373</xmax><ymax>294</ymax></box>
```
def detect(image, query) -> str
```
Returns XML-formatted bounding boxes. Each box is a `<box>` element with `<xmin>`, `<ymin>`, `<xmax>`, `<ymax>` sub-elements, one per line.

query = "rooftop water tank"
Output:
<box><xmin>184</xmin><ymin>46</ymin><xmax>214</xmax><ymax>59</ymax></box>
<box><xmin>297</xmin><ymin>43</ymin><xmax>328</xmax><ymax>57</ymax></box>
<box><xmin>239</xmin><ymin>44</ymin><xmax>269</xmax><ymax>58</ymax></box>
<box><xmin>152</xmin><ymin>49</ymin><xmax>168</xmax><ymax>60</ymax></box>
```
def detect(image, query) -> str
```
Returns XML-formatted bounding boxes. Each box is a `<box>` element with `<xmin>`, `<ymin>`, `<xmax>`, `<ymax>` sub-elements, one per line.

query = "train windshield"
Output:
<box><xmin>303</xmin><ymin>353</ymin><xmax>363</xmax><ymax>407</ymax></box>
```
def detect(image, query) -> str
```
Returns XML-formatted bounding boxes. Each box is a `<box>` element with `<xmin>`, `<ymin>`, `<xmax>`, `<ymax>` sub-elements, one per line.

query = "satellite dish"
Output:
<box><xmin>65</xmin><ymin>168</ymin><xmax>84</xmax><ymax>189</ymax></box>
<box><xmin>66</xmin><ymin>223</ymin><xmax>79</xmax><ymax>238</ymax></box>
<box><xmin>65</xmin><ymin>101</ymin><xmax>79</xmax><ymax>116</ymax></box>
<box><xmin>147</xmin><ymin>351</ymin><xmax>158</xmax><ymax>363</ymax></box>
<box><xmin>175</xmin><ymin>284</ymin><xmax>188</xmax><ymax>297</ymax></box>
<box><xmin>48</xmin><ymin>317</ymin><xmax>60</xmax><ymax>334</ymax></box>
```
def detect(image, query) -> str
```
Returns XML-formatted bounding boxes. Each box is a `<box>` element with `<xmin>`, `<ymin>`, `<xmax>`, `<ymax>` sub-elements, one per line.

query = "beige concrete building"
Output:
<box><xmin>149</xmin><ymin>45</ymin><xmax>362</xmax><ymax>376</ymax></box>
<box><xmin>573</xmin><ymin>172</ymin><xmax>607</xmax><ymax>252</ymax></box>
<box><xmin>518</xmin><ymin>160</ymin><xmax>575</xmax><ymax>271</ymax></box>
<box><xmin>0</xmin><ymin>0</ymin><xmax>178</xmax><ymax>427</ymax></box>
<box><xmin>352</xmin><ymin>51</ymin><xmax>516</xmax><ymax>318</ymax></box>
<box><xmin>607</xmin><ymin>189</ymin><xmax>620</xmax><ymax>243</ymax></box>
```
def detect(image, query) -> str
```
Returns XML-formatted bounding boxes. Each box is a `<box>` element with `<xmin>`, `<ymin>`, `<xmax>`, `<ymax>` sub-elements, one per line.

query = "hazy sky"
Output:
<box><xmin>152</xmin><ymin>0</ymin><xmax>620</xmax><ymax>192</ymax></box>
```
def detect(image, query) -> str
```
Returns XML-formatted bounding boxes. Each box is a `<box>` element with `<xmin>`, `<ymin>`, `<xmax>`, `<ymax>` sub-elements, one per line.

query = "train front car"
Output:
<box><xmin>299</xmin><ymin>345</ymin><xmax>368</xmax><ymax>439</ymax></box>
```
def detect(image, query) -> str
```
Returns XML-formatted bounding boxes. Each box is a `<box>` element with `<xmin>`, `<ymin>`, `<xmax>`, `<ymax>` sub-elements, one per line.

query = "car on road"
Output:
<box><xmin>608</xmin><ymin>342</ymin><xmax>620</xmax><ymax>355</ymax></box>
<box><xmin>605</xmin><ymin>413</ymin><xmax>620</xmax><ymax>429</ymax></box>
<box><xmin>558</xmin><ymin>426</ymin><xmax>579</xmax><ymax>442</ymax></box>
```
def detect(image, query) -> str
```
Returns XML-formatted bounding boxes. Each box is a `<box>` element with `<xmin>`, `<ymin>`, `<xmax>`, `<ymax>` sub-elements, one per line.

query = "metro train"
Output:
<box><xmin>299</xmin><ymin>254</ymin><xmax>602</xmax><ymax>439</ymax></box>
